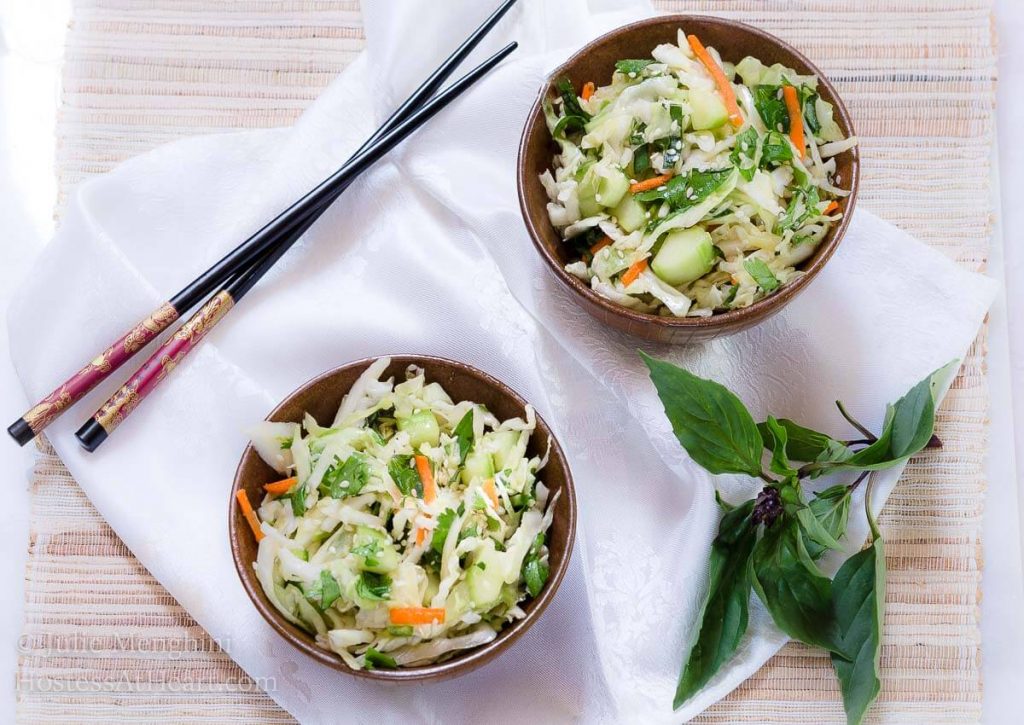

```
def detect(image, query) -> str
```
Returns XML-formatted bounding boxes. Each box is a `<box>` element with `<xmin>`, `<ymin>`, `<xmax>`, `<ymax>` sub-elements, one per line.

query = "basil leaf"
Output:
<box><xmin>796</xmin><ymin>505</ymin><xmax>843</xmax><ymax>556</ymax></box>
<box><xmin>802</xmin><ymin>484</ymin><xmax>852</xmax><ymax>560</ymax></box>
<box><xmin>431</xmin><ymin>508</ymin><xmax>458</xmax><ymax>554</ymax></box>
<box><xmin>633</xmin><ymin>143</ymin><xmax>651</xmax><ymax>175</ymax></box>
<box><xmin>388</xmin><ymin>454</ymin><xmax>421</xmax><ymax>497</ymax></box>
<box><xmin>289</xmin><ymin>484</ymin><xmax>307</xmax><ymax>516</ymax></box>
<box><xmin>763</xmin><ymin>416</ymin><xmax>798</xmax><ymax>478</ymax></box>
<box><xmin>305</xmin><ymin>570</ymin><xmax>341</xmax><ymax>610</ymax></box>
<box><xmin>822</xmin><ymin>365</ymin><xmax>944</xmax><ymax>474</ymax></box>
<box><xmin>758</xmin><ymin>418</ymin><xmax>852</xmax><ymax>464</ymax></box>
<box><xmin>615</xmin><ymin>59</ymin><xmax>653</xmax><ymax>76</ymax></box>
<box><xmin>635</xmin><ymin>167</ymin><xmax>734</xmax><ymax>211</ymax></box>
<box><xmin>453</xmin><ymin>409</ymin><xmax>474</xmax><ymax>465</ymax></box>
<box><xmin>743</xmin><ymin>258</ymin><xmax>780</xmax><ymax>293</ymax></box>
<box><xmin>675</xmin><ymin>500</ymin><xmax>757</xmax><ymax>708</ymax></box>
<box><xmin>729</xmin><ymin>127</ymin><xmax>759</xmax><ymax>182</ymax></box>
<box><xmin>753</xmin><ymin>85</ymin><xmax>789</xmax><ymax>132</ymax></box>
<box><xmin>831</xmin><ymin>486</ymin><xmax>884</xmax><ymax>725</ymax></box>
<box><xmin>553</xmin><ymin>114</ymin><xmax>587</xmax><ymax>139</ymax></box>
<box><xmin>555</xmin><ymin>77</ymin><xmax>590</xmax><ymax>120</ymax></box>
<box><xmin>800</xmin><ymin>85</ymin><xmax>820</xmax><ymax>134</ymax></box>
<box><xmin>752</xmin><ymin>518</ymin><xmax>845</xmax><ymax>655</ymax></box>
<box><xmin>355</xmin><ymin>571</ymin><xmax>391</xmax><ymax>602</ymax></box>
<box><xmin>319</xmin><ymin>453</ymin><xmax>369</xmax><ymax>499</ymax></box>
<box><xmin>522</xmin><ymin>533</ymin><xmax>549</xmax><ymax>597</ymax></box>
<box><xmin>523</xmin><ymin>558</ymin><xmax>549</xmax><ymax>598</ymax></box>
<box><xmin>364</xmin><ymin>647</ymin><xmax>397</xmax><ymax>670</ymax></box>
<box><xmin>759</xmin><ymin>130</ymin><xmax>794</xmax><ymax>168</ymax></box>
<box><xmin>641</xmin><ymin>352</ymin><xmax>764</xmax><ymax>477</ymax></box>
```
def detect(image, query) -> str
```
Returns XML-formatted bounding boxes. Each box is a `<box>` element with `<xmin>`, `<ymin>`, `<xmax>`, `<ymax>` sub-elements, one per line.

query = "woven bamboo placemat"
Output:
<box><xmin>16</xmin><ymin>0</ymin><xmax>997</xmax><ymax>722</ymax></box>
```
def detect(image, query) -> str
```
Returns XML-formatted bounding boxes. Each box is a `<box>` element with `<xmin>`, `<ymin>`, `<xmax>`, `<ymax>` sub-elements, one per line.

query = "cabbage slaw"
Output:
<box><xmin>540</xmin><ymin>29</ymin><xmax>857</xmax><ymax>317</ymax></box>
<box><xmin>244</xmin><ymin>358</ymin><xmax>557</xmax><ymax>670</ymax></box>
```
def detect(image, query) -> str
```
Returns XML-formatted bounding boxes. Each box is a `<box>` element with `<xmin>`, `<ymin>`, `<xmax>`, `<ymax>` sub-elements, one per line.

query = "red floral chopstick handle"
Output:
<box><xmin>8</xmin><ymin>302</ymin><xmax>180</xmax><ymax>444</ymax></box>
<box><xmin>75</xmin><ymin>291</ymin><xmax>235</xmax><ymax>450</ymax></box>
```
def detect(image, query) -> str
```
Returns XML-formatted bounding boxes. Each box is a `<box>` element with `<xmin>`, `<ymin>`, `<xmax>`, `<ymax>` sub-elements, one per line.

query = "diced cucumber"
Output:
<box><xmin>396</xmin><ymin>409</ymin><xmax>440</xmax><ymax>448</ymax></box>
<box><xmin>488</xmin><ymin>429</ymin><xmax>522</xmax><ymax>471</ymax></box>
<box><xmin>577</xmin><ymin>165</ymin><xmax>602</xmax><ymax>217</ymax></box>
<box><xmin>651</xmin><ymin>228</ymin><xmax>716</xmax><ymax>285</ymax></box>
<box><xmin>578</xmin><ymin>164</ymin><xmax>630</xmax><ymax>216</ymax></box>
<box><xmin>353</xmin><ymin>525</ymin><xmax>399</xmax><ymax>573</ymax></box>
<box><xmin>613</xmin><ymin>194</ymin><xmax>647</xmax><ymax>232</ymax></box>
<box><xmin>689</xmin><ymin>88</ymin><xmax>729</xmax><ymax>131</ymax></box>
<box><xmin>466</xmin><ymin>543</ymin><xmax>506</xmax><ymax>608</ymax></box>
<box><xmin>598</xmin><ymin>169</ymin><xmax>630</xmax><ymax>209</ymax></box>
<box><xmin>461</xmin><ymin>448</ymin><xmax>495</xmax><ymax>485</ymax></box>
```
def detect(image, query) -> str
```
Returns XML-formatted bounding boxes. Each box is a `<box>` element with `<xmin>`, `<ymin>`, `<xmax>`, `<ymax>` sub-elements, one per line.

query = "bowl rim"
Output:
<box><xmin>517</xmin><ymin>13</ymin><xmax>860</xmax><ymax>332</ymax></box>
<box><xmin>228</xmin><ymin>354</ymin><xmax>577</xmax><ymax>682</ymax></box>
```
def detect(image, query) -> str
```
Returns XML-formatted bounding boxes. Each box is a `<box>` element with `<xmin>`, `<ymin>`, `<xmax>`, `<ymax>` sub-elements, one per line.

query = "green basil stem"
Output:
<box><xmin>835</xmin><ymin>400</ymin><xmax>876</xmax><ymax>442</ymax></box>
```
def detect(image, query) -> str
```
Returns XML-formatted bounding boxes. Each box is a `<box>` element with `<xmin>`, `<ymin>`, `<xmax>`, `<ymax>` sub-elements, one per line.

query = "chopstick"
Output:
<box><xmin>7</xmin><ymin>0</ymin><xmax>520</xmax><ymax>447</ymax></box>
<box><xmin>73</xmin><ymin>40</ymin><xmax>519</xmax><ymax>452</ymax></box>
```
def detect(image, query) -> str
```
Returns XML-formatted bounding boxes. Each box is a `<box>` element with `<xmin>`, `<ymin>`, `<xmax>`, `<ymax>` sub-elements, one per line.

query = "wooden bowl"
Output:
<box><xmin>517</xmin><ymin>15</ymin><xmax>859</xmax><ymax>344</ymax></box>
<box><xmin>229</xmin><ymin>355</ymin><xmax>576</xmax><ymax>681</ymax></box>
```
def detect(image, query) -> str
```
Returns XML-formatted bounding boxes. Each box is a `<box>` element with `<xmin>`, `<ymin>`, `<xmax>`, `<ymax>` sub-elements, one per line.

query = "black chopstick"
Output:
<box><xmin>74</xmin><ymin>40</ymin><xmax>519</xmax><ymax>452</ymax></box>
<box><xmin>8</xmin><ymin>0</ymin><xmax>520</xmax><ymax>447</ymax></box>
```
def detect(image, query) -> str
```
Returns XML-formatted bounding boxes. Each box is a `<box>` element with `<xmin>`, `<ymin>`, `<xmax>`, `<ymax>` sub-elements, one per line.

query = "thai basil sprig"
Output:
<box><xmin>641</xmin><ymin>351</ymin><xmax>955</xmax><ymax>725</ymax></box>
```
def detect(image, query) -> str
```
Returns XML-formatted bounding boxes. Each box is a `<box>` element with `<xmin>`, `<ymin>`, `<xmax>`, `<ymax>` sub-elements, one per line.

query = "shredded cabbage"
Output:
<box><xmin>249</xmin><ymin>358</ymin><xmax>558</xmax><ymax>670</ymax></box>
<box><xmin>540</xmin><ymin>30</ymin><xmax>856</xmax><ymax>317</ymax></box>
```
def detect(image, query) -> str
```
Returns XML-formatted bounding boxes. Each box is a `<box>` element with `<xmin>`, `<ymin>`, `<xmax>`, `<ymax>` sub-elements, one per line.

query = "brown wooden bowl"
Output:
<box><xmin>517</xmin><ymin>15</ymin><xmax>859</xmax><ymax>344</ymax></box>
<box><xmin>229</xmin><ymin>355</ymin><xmax>576</xmax><ymax>682</ymax></box>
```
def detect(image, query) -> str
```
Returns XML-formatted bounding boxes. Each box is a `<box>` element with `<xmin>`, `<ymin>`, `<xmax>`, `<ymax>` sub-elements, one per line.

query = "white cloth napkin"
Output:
<box><xmin>9</xmin><ymin>0</ymin><xmax>998</xmax><ymax>722</ymax></box>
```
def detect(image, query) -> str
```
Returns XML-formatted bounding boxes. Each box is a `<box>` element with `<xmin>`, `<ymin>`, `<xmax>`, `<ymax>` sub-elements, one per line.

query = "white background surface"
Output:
<box><xmin>0</xmin><ymin>1</ymin><xmax>1020</xmax><ymax>721</ymax></box>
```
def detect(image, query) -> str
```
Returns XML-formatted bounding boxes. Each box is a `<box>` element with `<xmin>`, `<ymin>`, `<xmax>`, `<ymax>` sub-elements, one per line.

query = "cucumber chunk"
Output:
<box><xmin>352</xmin><ymin>525</ymin><xmax>400</xmax><ymax>573</ymax></box>
<box><xmin>466</xmin><ymin>542</ymin><xmax>506</xmax><ymax>608</ymax></box>
<box><xmin>578</xmin><ymin>164</ymin><xmax>630</xmax><ymax>216</ymax></box>
<box><xmin>598</xmin><ymin>169</ymin><xmax>630</xmax><ymax>209</ymax></box>
<box><xmin>689</xmin><ymin>88</ymin><xmax>729</xmax><ymax>131</ymax></box>
<box><xmin>613</xmin><ymin>194</ymin><xmax>647</xmax><ymax>232</ymax></box>
<box><xmin>396</xmin><ymin>410</ymin><xmax>440</xmax><ymax>448</ymax></box>
<box><xmin>651</xmin><ymin>228</ymin><xmax>716</xmax><ymax>285</ymax></box>
<box><xmin>488</xmin><ymin>429</ymin><xmax>522</xmax><ymax>471</ymax></box>
<box><xmin>461</xmin><ymin>448</ymin><xmax>495</xmax><ymax>485</ymax></box>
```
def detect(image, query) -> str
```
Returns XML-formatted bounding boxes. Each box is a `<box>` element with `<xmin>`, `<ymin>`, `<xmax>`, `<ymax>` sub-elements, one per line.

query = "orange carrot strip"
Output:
<box><xmin>629</xmin><ymin>173</ymin><xmax>673</xmax><ymax>194</ymax></box>
<box><xmin>590</xmin><ymin>236</ymin><xmax>613</xmax><ymax>255</ymax></box>
<box><xmin>687</xmin><ymin>34</ymin><xmax>743</xmax><ymax>128</ymax></box>
<box><xmin>235</xmin><ymin>490</ymin><xmax>264</xmax><ymax>542</ymax></box>
<box><xmin>415</xmin><ymin>454</ymin><xmax>437</xmax><ymax>503</ymax></box>
<box><xmin>389</xmin><ymin>607</ymin><xmax>446</xmax><ymax>626</ymax></box>
<box><xmin>263</xmin><ymin>477</ymin><xmax>297</xmax><ymax>495</ymax></box>
<box><xmin>823</xmin><ymin>201</ymin><xmax>839</xmax><ymax>215</ymax></box>
<box><xmin>782</xmin><ymin>85</ymin><xmax>805</xmax><ymax>158</ymax></box>
<box><xmin>581</xmin><ymin>81</ymin><xmax>596</xmax><ymax>101</ymax></box>
<box><xmin>483</xmin><ymin>478</ymin><xmax>500</xmax><ymax>509</ymax></box>
<box><xmin>416</xmin><ymin>526</ymin><xmax>427</xmax><ymax>547</ymax></box>
<box><xmin>621</xmin><ymin>259</ymin><xmax>649</xmax><ymax>287</ymax></box>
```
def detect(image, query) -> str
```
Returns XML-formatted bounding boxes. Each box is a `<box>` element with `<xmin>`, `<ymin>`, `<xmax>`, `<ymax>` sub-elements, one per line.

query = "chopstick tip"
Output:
<box><xmin>7</xmin><ymin>418</ymin><xmax>34</xmax><ymax>447</ymax></box>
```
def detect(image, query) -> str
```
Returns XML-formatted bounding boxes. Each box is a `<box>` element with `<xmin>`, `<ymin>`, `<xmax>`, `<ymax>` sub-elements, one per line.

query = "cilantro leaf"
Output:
<box><xmin>753</xmin><ymin>84</ymin><xmax>789</xmax><ymax>132</ymax></box>
<box><xmin>355</xmin><ymin>571</ymin><xmax>391</xmax><ymax>602</ymax></box>
<box><xmin>319</xmin><ymin>453</ymin><xmax>370</xmax><ymax>499</ymax></box>
<box><xmin>364</xmin><ymin>647</ymin><xmax>397</xmax><ymax>670</ymax></box>
<box><xmin>304</xmin><ymin>570</ymin><xmax>341</xmax><ymax>610</ymax></box>
<box><xmin>615</xmin><ymin>59</ymin><xmax>653</xmax><ymax>76</ymax></box>
<box><xmin>453</xmin><ymin>409</ymin><xmax>474</xmax><ymax>465</ymax></box>
<box><xmin>431</xmin><ymin>508</ymin><xmax>458</xmax><ymax>554</ymax></box>
<box><xmin>743</xmin><ymin>257</ymin><xmax>780</xmax><ymax>293</ymax></box>
<box><xmin>387</xmin><ymin>454</ymin><xmax>421</xmax><ymax>497</ymax></box>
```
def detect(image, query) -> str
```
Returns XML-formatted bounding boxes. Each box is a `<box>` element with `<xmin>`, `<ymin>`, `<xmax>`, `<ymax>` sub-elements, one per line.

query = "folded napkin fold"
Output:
<box><xmin>9</xmin><ymin>0</ymin><xmax>997</xmax><ymax>722</ymax></box>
